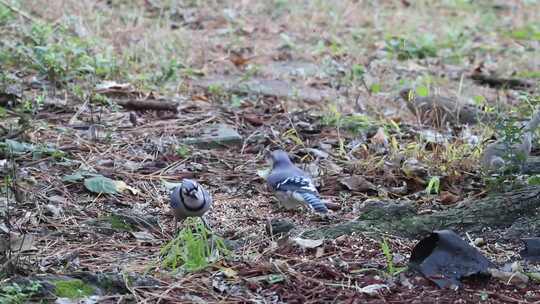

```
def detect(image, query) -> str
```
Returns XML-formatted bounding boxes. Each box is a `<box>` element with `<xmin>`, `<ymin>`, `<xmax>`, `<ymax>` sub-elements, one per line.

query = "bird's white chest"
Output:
<box><xmin>275</xmin><ymin>191</ymin><xmax>304</xmax><ymax>209</ymax></box>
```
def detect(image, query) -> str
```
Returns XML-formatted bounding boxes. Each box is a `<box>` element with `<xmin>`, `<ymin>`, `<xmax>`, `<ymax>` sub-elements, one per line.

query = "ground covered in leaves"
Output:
<box><xmin>1</xmin><ymin>0</ymin><xmax>540</xmax><ymax>303</ymax></box>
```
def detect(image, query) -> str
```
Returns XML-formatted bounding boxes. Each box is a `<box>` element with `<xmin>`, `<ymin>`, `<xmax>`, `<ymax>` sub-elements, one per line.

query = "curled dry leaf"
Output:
<box><xmin>114</xmin><ymin>180</ymin><xmax>140</xmax><ymax>195</ymax></box>
<box><xmin>358</xmin><ymin>284</ymin><xmax>390</xmax><ymax>296</ymax></box>
<box><xmin>291</xmin><ymin>237</ymin><xmax>324</xmax><ymax>249</ymax></box>
<box><xmin>439</xmin><ymin>191</ymin><xmax>460</xmax><ymax>205</ymax></box>
<box><xmin>339</xmin><ymin>175</ymin><xmax>377</xmax><ymax>192</ymax></box>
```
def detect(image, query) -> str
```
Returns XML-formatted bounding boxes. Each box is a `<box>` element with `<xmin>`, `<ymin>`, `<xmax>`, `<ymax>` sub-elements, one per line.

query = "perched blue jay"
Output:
<box><xmin>170</xmin><ymin>179</ymin><xmax>212</xmax><ymax>230</ymax></box>
<box><xmin>267</xmin><ymin>150</ymin><xmax>328</xmax><ymax>213</ymax></box>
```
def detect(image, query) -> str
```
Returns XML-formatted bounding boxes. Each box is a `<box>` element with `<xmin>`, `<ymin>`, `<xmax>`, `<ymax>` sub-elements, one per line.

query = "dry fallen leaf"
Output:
<box><xmin>114</xmin><ymin>180</ymin><xmax>140</xmax><ymax>195</ymax></box>
<box><xmin>220</xmin><ymin>267</ymin><xmax>238</xmax><ymax>278</ymax></box>
<box><xmin>358</xmin><ymin>284</ymin><xmax>390</xmax><ymax>296</ymax></box>
<box><xmin>440</xmin><ymin>191</ymin><xmax>460</xmax><ymax>205</ymax></box>
<box><xmin>95</xmin><ymin>81</ymin><xmax>134</xmax><ymax>94</ymax></box>
<box><xmin>8</xmin><ymin>234</ymin><xmax>37</xmax><ymax>253</ymax></box>
<box><xmin>340</xmin><ymin>175</ymin><xmax>377</xmax><ymax>192</ymax></box>
<box><xmin>371</xmin><ymin>127</ymin><xmax>389</xmax><ymax>147</ymax></box>
<box><xmin>291</xmin><ymin>237</ymin><xmax>323</xmax><ymax>249</ymax></box>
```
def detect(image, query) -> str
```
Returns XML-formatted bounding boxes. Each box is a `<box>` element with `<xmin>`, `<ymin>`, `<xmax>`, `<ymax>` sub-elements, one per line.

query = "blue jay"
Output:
<box><xmin>170</xmin><ymin>179</ymin><xmax>212</xmax><ymax>230</ymax></box>
<box><xmin>266</xmin><ymin>150</ymin><xmax>328</xmax><ymax>213</ymax></box>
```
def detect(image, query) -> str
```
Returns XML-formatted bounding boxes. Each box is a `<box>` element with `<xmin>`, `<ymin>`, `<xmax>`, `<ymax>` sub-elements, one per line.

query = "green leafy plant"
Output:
<box><xmin>152</xmin><ymin>58</ymin><xmax>182</xmax><ymax>85</ymax></box>
<box><xmin>0</xmin><ymin>282</ymin><xmax>41</xmax><ymax>304</ymax></box>
<box><xmin>3</xmin><ymin>22</ymin><xmax>118</xmax><ymax>86</ymax></box>
<box><xmin>207</xmin><ymin>84</ymin><xmax>224</xmax><ymax>96</ymax></box>
<box><xmin>380</xmin><ymin>238</ymin><xmax>406</xmax><ymax>276</ymax></box>
<box><xmin>528</xmin><ymin>175</ymin><xmax>540</xmax><ymax>186</ymax></box>
<box><xmin>321</xmin><ymin>107</ymin><xmax>373</xmax><ymax>134</ymax></box>
<box><xmin>160</xmin><ymin>218</ymin><xmax>229</xmax><ymax>272</ymax></box>
<box><xmin>384</xmin><ymin>35</ymin><xmax>438</xmax><ymax>60</ymax></box>
<box><xmin>507</xmin><ymin>25</ymin><xmax>540</xmax><ymax>41</ymax></box>
<box><xmin>484</xmin><ymin>97</ymin><xmax>539</xmax><ymax>188</ymax></box>
<box><xmin>282</xmin><ymin>128</ymin><xmax>304</xmax><ymax>146</ymax></box>
<box><xmin>175</xmin><ymin>145</ymin><xmax>191</xmax><ymax>158</ymax></box>
<box><xmin>425</xmin><ymin>176</ymin><xmax>440</xmax><ymax>194</ymax></box>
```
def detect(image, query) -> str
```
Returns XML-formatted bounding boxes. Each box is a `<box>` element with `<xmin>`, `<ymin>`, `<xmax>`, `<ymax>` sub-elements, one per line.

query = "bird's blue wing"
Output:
<box><xmin>274</xmin><ymin>176</ymin><xmax>318</xmax><ymax>194</ymax></box>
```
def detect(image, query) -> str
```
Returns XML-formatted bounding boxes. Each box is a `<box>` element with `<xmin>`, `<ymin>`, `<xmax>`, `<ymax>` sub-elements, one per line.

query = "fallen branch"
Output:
<box><xmin>303</xmin><ymin>186</ymin><xmax>540</xmax><ymax>239</ymax></box>
<box><xmin>470</xmin><ymin>73</ymin><xmax>535</xmax><ymax>90</ymax></box>
<box><xmin>114</xmin><ymin>99</ymin><xmax>179</xmax><ymax>113</ymax></box>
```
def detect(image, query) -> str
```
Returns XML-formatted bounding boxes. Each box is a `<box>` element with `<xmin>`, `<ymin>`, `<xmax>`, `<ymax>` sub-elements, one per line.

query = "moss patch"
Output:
<box><xmin>106</xmin><ymin>215</ymin><xmax>134</xmax><ymax>231</ymax></box>
<box><xmin>53</xmin><ymin>279</ymin><xmax>94</xmax><ymax>299</ymax></box>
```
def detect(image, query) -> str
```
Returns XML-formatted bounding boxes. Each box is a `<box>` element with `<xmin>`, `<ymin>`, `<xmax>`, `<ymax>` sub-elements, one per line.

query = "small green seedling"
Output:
<box><xmin>425</xmin><ymin>176</ymin><xmax>440</xmax><ymax>194</ymax></box>
<box><xmin>380</xmin><ymin>238</ymin><xmax>406</xmax><ymax>276</ymax></box>
<box><xmin>160</xmin><ymin>218</ymin><xmax>229</xmax><ymax>272</ymax></box>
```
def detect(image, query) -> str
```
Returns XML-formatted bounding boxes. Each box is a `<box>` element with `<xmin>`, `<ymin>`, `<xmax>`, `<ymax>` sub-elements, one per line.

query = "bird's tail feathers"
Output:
<box><xmin>300</xmin><ymin>192</ymin><xmax>328</xmax><ymax>213</ymax></box>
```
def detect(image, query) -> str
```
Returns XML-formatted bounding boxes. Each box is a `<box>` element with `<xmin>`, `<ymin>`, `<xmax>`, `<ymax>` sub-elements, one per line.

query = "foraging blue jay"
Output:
<box><xmin>267</xmin><ymin>150</ymin><xmax>328</xmax><ymax>213</ymax></box>
<box><xmin>170</xmin><ymin>179</ymin><xmax>212</xmax><ymax>230</ymax></box>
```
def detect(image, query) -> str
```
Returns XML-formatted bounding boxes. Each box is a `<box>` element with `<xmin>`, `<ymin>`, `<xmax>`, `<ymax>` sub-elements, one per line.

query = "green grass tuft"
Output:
<box><xmin>53</xmin><ymin>279</ymin><xmax>94</xmax><ymax>299</ymax></box>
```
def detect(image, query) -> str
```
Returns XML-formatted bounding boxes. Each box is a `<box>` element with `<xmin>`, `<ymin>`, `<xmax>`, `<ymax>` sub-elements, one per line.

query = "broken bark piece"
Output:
<box><xmin>302</xmin><ymin>186</ymin><xmax>540</xmax><ymax>239</ymax></box>
<box><xmin>114</xmin><ymin>99</ymin><xmax>179</xmax><ymax>113</ymax></box>
<box><xmin>470</xmin><ymin>73</ymin><xmax>535</xmax><ymax>90</ymax></box>
<box><xmin>409</xmin><ymin>230</ymin><xmax>493</xmax><ymax>288</ymax></box>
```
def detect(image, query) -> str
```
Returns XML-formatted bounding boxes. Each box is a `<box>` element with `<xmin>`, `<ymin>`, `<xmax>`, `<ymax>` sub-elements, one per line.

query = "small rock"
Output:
<box><xmin>291</xmin><ymin>237</ymin><xmax>323</xmax><ymax>249</ymax></box>
<box><xmin>45</xmin><ymin>204</ymin><xmax>63</xmax><ymax>218</ymax></box>
<box><xmin>399</xmin><ymin>273</ymin><xmax>414</xmax><ymax>289</ymax></box>
<box><xmin>392</xmin><ymin>253</ymin><xmax>407</xmax><ymax>265</ymax></box>
<box><xmin>182</xmin><ymin>124</ymin><xmax>242</xmax><ymax>148</ymax></box>
<box><xmin>473</xmin><ymin>238</ymin><xmax>485</xmax><ymax>247</ymax></box>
